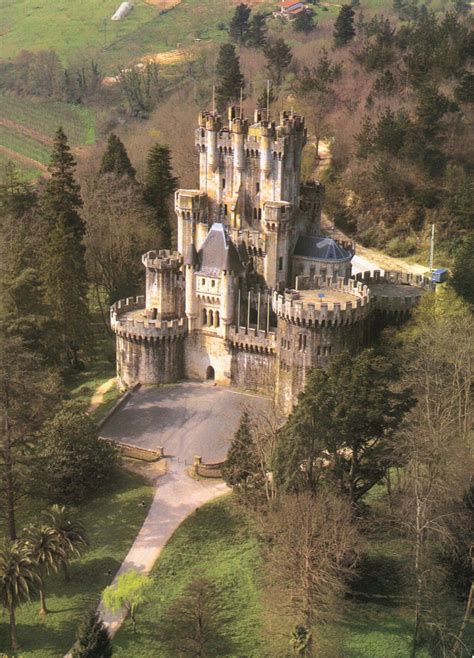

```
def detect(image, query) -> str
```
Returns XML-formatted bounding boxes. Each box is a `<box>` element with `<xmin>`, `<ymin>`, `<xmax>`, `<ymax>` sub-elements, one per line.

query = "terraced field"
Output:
<box><xmin>0</xmin><ymin>93</ymin><xmax>97</xmax><ymax>179</ymax></box>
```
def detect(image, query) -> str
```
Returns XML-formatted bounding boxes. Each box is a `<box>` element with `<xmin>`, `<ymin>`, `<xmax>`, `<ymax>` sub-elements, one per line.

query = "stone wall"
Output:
<box><xmin>230</xmin><ymin>349</ymin><xmax>276</xmax><ymax>395</ymax></box>
<box><xmin>116</xmin><ymin>334</ymin><xmax>184</xmax><ymax>389</ymax></box>
<box><xmin>184</xmin><ymin>332</ymin><xmax>232</xmax><ymax>384</ymax></box>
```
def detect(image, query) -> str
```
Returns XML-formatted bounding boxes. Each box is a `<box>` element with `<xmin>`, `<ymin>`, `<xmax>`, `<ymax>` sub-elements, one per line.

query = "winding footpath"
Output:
<box><xmin>99</xmin><ymin>459</ymin><xmax>228</xmax><ymax>636</ymax></box>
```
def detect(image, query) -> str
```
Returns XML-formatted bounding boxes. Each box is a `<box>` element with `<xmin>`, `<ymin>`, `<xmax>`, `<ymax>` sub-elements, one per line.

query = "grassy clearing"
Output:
<box><xmin>0</xmin><ymin>468</ymin><xmax>153</xmax><ymax>657</ymax></box>
<box><xmin>112</xmin><ymin>496</ymin><xmax>264</xmax><ymax>657</ymax></box>
<box><xmin>0</xmin><ymin>94</ymin><xmax>97</xmax><ymax>146</ymax></box>
<box><xmin>0</xmin><ymin>149</ymin><xmax>43</xmax><ymax>180</ymax></box>
<box><xmin>0</xmin><ymin>124</ymin><xmax>51</xmax><ymax>165</ymax></box>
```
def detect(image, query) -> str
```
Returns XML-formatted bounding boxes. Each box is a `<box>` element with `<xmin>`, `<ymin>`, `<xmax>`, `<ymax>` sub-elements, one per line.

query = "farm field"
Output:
<box><xmin>0</xmin><ymin>93</ymin><xmax>97</xmax><ymax>177</ymax></box>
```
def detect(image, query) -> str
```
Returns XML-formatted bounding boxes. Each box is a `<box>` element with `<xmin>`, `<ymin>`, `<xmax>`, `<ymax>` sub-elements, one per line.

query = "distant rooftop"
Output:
<box><xmin>293</xmin><ymin>236</ymin><xmax>353</xmax><ymax>262</ymax></box>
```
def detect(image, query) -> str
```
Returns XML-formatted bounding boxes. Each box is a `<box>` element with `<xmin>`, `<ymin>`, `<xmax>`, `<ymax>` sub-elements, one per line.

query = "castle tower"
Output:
<box><xmin>143</xmin><ymin>250</ymin><xmax>183</xmax><ymax>320</ymax></box>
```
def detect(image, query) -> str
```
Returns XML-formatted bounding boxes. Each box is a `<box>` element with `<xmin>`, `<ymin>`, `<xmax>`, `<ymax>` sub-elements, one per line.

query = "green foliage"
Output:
<box><xmin>454</xmin><ymin>71</ymin><xmax>474</xmax><ymax>103</ymax></box>
<box><xmin>229</xmin><ymin>3</ymin><xmax>251</xmax><ymax>45</ymax></box>
<box><xmin>215</xmin><ymin>43</ymin><xmax>244</xmax><ymax>111</ymax></box>
<box><xmin>143</xmin><ymin>143</ymin><xmax>178</xmax><ymax>246</ymax></box>
<box><xmin>41</xmin><ymin>505</ymin><xmax>90</xmax><ymax>578</ymax></box>
<box><xmin>274</xmin><ymin>349</ymin><xmax>414</xmax><ymax>502</ymax></box>
<box><xmin>247</xmin><ymin>12</ymin><xmax>267</xmax><ymax>49</ymax></box>
<box><xmin>37</xmin><ymin>402</ymin><xmax>119</xmax><ymax>504</ymax></box>
<box><xmin>157</xmin><ymin>577</ymin><xmax>232</xmax><ymax>656</ymax></box>
<box><xmin>294</xmin><ymin>9</ymin><xmax>316</xmax><ymax>34</ymax></box>
<box><xmin>0</xmin><ymin>468</ymin><xmax>151</xmax><ymax>657</ymax></box>
<box><xmin>0</xmin><ymin>540</ymin><xmax>40</xmax><ymax>650</ymax></box>
<box><xmin>112</xmin><ymin>497</ymin><xmax>263</xmax><ymax>657</ymax></box>
<box><xmin>99</xmin><ymin>134</ymin><xmax>135</xmax><ymax>179</ymax></box>
<box><xmin>40</xmin><ymin>128</ymin><xmax>90</xmax><ymax>367</ymax></box>
<box><xmin>333</xmin><ymin>5</ymin><xmax>356</xmax><ymax>48</ymax></box>
<box><xmin>264</xmin><ymin>38</ymin><xmax>293</xmax><ymax>86</ymax></box>
<box><xmin>103</xmin><ymin>571</ymin><xmax>150</xmax><ymax>634</ymax></box>
<box><xmin>72</xmin><ymin>610</ymin><xmax>113</xmax><ymax>658</ymax></box>
<box><xmin>117</xmin><ymin>62</ymin><xmax>161</xmax><ymax>119</ymax></box>
<box><xmin>222</xmin><ymin>412</ymin><xmax>258</xmax><ymax>491</ymax></box>
<box><xmin>450</xmin><ymin>233</ymin><xmax>474</xmax><ymax>306</ymax></box>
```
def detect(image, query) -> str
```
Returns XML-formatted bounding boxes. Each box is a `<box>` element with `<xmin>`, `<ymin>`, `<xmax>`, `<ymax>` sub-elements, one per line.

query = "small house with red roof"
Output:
<box><xmin>274</xmin><ymin>0</ymin><xmax>309</xmax><ymax>19</ymax></box>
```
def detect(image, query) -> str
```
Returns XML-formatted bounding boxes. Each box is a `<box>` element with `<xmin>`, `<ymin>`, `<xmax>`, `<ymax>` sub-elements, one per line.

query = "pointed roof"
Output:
<box><xmin>293</xmin><ymin>236</ymin><xmax>353</xmax><ymax>262</ymax></box>
<box><xmin>197</xmin><ymin>223</ymin><xmax>244</xmax><ymax>275</ymax></box>
<box><xmin>184</xmin><ymin>242</ymin><xmax>199</xmax><ymax>267</ymax></box>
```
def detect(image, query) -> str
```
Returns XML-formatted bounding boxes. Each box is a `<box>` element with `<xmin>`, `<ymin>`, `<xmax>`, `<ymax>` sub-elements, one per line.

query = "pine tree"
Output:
<box><xmin>40</xmin><ymin>127</ymin><xmax>89</xmax><ymax>367</ymax></box>
<box><xmin>355</xmin><ymin>117</ymin><xmax>374</xmax><ymax>159</ymax></box>
<box><xmin>143</xmin><ymin>143</ymin><xmax>178</xmax><ymax>246</ymax></box>
<box><xmin>99</xmin><ymin>134</ymin><xmax>135</xmax><ymax>178</ymax></box>
<box><xmin>265</xmin><ymin>38</ymin><xmax>293</xmax><ymax>86</ymax></box>
<box><xmin>247</xmin><ymin>13</ymin><xmax>267</xmax><ymax>49</ymax></box>
<box><xmin>221</xmin><ymin>412</ymin><xmax>257</xmax><ymax>492</ymax></box>
<box><xmin>229</xmin><ymin>3</ymin><xmax>251</xmax><ymax>45</ymax></box>
<box><xmin>72</xmin><ymin>610</ymin><xmax>113</xmax><ymax>658</ymax></box>
<box><xmin>215</xmin><ymin>44</ymin><xmax>245</xmax><ymax>111</ymax></box>
<box><xmin>333</xmin><ymin>5</ymin><xmax>356</xmax><ymax>47</ymax></box>
<box><xmin>294</xmin><ymin>9</ymin><xmax>316</xmax><ymax>34</ymax></box>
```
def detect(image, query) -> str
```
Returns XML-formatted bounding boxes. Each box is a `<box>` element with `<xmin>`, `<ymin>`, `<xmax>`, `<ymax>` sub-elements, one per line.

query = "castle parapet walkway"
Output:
<box><xmin>274</xmin><ymin>277</ymin><xmax>371</xmax><ymax>327</ymax></box>
<box><xmin>111</xmin><ymin>296</ymin><xmax>187</xmax><ymax>342</ymax></box>
<box><xmin>227</xmin><ymin>326</ymin><xmax>277</xmax><ymax>354</ymax></box>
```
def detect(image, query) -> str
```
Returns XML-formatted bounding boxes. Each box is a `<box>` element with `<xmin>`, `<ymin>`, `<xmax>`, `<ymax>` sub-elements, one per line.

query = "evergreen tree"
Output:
<box><xmin>247</xmin><ymin>12</ymin><xmax>267</xmax><ymax>49</ymax></box>
<box><xmin>40</xmin><ymin>128</ymin><xmax>89</xmax><ymax>368</ymax></box>
<box><xmin>264</xmin><ymin>38</ymin><xmax>293</xmax><ymax>86</ymax></box>
<box><xmin>333</xmin><ymin>5</ymin><xmax>356</xmax><ymax>47</ymax></box>
<box><xmin>373</xmin><ymin>107</ymin><xmax>409</xmax><ymax>155</ymax></box>
<box><xmin>294</xmin><ymin>9</ymin><xmax>316</xmax><ymax>33</ymax></box>
<box><xmin>0</xmin><ymin>161</ymin><xmax>37</xmax><ymax>217</ymax></box>
<box><xmin>99</xmin><ymin>134</ymin><xmax>135</xmax><ymax>178</ymax></box>
<box><xmin>222</xmin><ymin>412</ymin><xmax>257</xmax><ymax>492</ymax></box>
<box><xmin>229</xmin><ymin>3</ymin><xmax>251</xmax><ymax>45</ymax></box>
<box><xmin>450</xmin><ymin>234</ymin><xmax>474</xmax><ymax>306</ymax></box>
<box><xmin>72</xmin><ymin>610</ymin><xmax>113</xmax><ymax>658</ymax></box>
<box><xmin>215</xmin><ymin>44</ymin><xmax>244</xmax><ymax>111</ymax></box>
<box><xmin>143</xmin><ymin>143</ymin><xmax>178</xmax><ymax>246</ymax></box>
<box><xmin>274</xmin><ymin>350</ymin><xmax>413</xmax><ymax>502</ymax></box>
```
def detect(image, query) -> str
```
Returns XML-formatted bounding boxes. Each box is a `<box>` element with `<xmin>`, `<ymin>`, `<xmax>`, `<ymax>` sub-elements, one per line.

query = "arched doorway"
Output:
<box><xmin>206</xmin><ymin>366</ymin><xmax>215</xmax><ymax>381</ymax></box>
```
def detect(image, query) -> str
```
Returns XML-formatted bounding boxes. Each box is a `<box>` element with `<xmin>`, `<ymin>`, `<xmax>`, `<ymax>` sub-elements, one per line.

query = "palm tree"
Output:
<box><xmin>22</xmin><ymin>524</ymin><xmax>67</xmax><ymax>615</ymax></box>
<box><xmin>41</xmin><ymin>505</ymin><xmax>89</xmax><ymax>581</ymax></box>
<box><xmin>0</xmin><ymin>540</ymin><xmax>40</xmax><ymax>650</ymax></box>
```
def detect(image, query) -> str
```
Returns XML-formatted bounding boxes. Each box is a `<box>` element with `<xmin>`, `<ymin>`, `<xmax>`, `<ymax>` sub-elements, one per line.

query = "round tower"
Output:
<box><xmin>142</xmin><ymin>249</ymin><xmax>183</xmax><ymax>320</ymax></box>
<box><xmin>184</xmin><ymin>243</ymin><xmax>199</xmax><ymax>332</ymax></box>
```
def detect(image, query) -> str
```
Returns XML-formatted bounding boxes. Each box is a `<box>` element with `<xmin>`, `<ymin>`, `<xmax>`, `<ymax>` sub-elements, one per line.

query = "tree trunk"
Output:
<box><xmin>10</xmin><ymin>605</ymin><xmax>19</xmax><ymax>651</ymax></box>
<box><xmin>386</xmin><ymin>469</ymin><xmax>393</xmax><ymax>512</ymax></box>
<box><xmin>39</xmin><ymin>586</ymin><xmax>49</xmax><ymax>615</ymax></box>
<box><xmin>411</xmin><ymin>469</ymin><xmax>423</xmax><ymax>658</ymax></box>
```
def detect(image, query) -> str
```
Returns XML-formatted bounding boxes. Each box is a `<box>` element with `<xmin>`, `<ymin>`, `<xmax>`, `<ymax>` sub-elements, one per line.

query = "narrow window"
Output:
<box><xmin>202</xmin><ymin>309</ymin><xmax>207</xmax><ymax>325</ymax></box>
<box><xmin>211</xmin><ymin>279</ymin><xmax>215</xmax><ymax>287</ymax></box>
<box><xmin>253</xmin><ymin>208</ymin><xmax>257</xmax><ymax>220</ymax></box>
<box><xmin>224</xmin><ymin>204</ymin><xmax>228</xmax><ymax>215</ymax></box>
<box><xmin>256</xmin><ymin>182</ymin><xmax>260</xmax><ymax>193</ymax></box>
<box><xmin>258</xmin><ymin>208</ymin><xmax>262</xmax><ymax>220</ymax></box>
<box><xmin>202</xmin><ymin>278</ymin><xmax>206</xmax><ymax>286</ymax></box>
<box><xmin>278</xmin><ymin>256</ymin><xmax>283</xmax><ymax>271</ymax></box>
<box><xmin>222</xmin><ymin>178</ymin><xmax>226</xmax><ymax>189</ymax></box>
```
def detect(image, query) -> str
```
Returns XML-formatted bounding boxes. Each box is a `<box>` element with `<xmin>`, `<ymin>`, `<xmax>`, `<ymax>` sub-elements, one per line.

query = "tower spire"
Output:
<box><xmin>240</xmin><ymin>86</ymin><xmax>244</xmax><ymax>120</ymax></box>
<box><xmin>212</xmin><ymin>85</ymin><xmax>216</xmax><ymax>115</ymax></box>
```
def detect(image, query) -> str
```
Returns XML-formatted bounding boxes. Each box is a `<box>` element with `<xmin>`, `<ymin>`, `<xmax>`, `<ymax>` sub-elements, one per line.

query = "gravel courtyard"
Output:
<box><xmin>101</xmin><ymin>382</ymin><xmax>270</xmax><ymax>463</ymax></box>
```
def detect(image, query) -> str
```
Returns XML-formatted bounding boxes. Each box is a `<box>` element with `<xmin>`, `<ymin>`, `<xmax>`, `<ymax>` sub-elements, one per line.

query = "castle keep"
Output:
<box><xmin>112</xmin><ymin>107</ymin><xmax>430</xmax><ymax>412</ymax></box>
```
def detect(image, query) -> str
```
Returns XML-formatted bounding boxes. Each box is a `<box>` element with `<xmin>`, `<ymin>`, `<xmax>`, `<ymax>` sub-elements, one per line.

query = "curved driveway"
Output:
<box><xmin>101</xmin><ymin>381</ymin><xmax>269</xmax><ymax>463</ymax></box>
<box><xmin>95</xmin><ymin>382</ymin><xmax>269</xmax><ymax>639</ymax></box>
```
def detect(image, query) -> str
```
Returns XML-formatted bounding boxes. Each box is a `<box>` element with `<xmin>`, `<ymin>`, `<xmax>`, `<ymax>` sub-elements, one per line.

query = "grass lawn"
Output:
<box><xmin>112</xmin><ymin>496</ymin><xmax>264</xmax><ymax>657</ymax></box>
<box><xmin>0</xmin><ymin>468</ymin><xmax>153</xmax><ymax>657</ymax></box>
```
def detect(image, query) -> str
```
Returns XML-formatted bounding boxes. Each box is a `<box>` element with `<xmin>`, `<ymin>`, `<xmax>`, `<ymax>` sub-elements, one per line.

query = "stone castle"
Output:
<box><xmin>112</xmin><ymin>107</ymin><xmax>430</xmax><ymax>412</ymax></box>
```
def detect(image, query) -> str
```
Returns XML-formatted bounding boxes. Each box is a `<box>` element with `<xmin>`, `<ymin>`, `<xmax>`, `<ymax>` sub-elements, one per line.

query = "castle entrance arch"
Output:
<box><xmin>206</xmin><ymin>366</ymin><xmax>215</xmax><ymax>380</ymax></box>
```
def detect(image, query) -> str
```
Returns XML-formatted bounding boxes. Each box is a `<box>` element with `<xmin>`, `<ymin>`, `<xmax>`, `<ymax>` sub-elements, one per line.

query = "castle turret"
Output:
<box><xmin>143</xmin><ymin>249</ymin><xmax>183</xmax><ymax>320</ymax></box>
<box><xmin>263</xmin><ymin>201</ymin><xmax>292</xmax><ymax>289</ymax></box>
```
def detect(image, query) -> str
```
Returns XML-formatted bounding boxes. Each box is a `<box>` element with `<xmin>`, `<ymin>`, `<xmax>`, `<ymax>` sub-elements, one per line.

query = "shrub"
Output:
<box><xmin>36</xmin><ymin>402</ymin><xmax>119</xmax><ymax>504</ymax></box>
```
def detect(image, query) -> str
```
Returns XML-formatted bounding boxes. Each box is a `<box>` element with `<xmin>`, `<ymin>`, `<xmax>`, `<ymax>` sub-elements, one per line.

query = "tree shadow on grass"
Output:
<box><xmin>349</xmin><ymin>553</ymin><xmax>406</xmax><ymax>607</ymax></box>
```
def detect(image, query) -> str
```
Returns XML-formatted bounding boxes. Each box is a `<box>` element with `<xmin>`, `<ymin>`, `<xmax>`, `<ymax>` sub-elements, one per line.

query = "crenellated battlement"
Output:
<box><xmin>142</xmin><ymin>250</ymin><xmax>182</xmax><ymax>271</ymax></box>
<box><xmin>227</xmin><ymin>325</ymin><xmax>277</xmax><ymax>354</ymax></box>
<box><xmin>353</xmin><ymin>270</ymin><xmax>432</xmax><ymax>289</ymax></box>
<box><xmin>110</xmin><ymin>295</ymin><xmax>145</xmax><ymax>318</ymax></box>
<box><xmin>273</xmin><ymin>278</ymin><xmax>371</xmax><ymax>327</ymax></box>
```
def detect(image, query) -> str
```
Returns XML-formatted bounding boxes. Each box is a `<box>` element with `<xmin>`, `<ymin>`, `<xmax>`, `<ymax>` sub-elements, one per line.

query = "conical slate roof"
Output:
<box><xmin>183</xmin><ymin>242</ymin><xmax>199</xmax><ymax>266</ymax></box>
<box><xmin>197</xmin><ymin>223</ymin><xmax>244</xmax><ymax>275</ymax></box>
<box><xmin>293</xmin><ymin>236</ymin><xmax>353</xmax><ymax>262</ymax></box>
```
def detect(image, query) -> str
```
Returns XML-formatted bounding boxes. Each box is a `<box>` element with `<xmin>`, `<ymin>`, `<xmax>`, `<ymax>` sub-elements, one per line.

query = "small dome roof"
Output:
<box><xmin>293</xmin><ymin>236</ymin><xmax>353</xmax><ymax>262</ymax></box>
